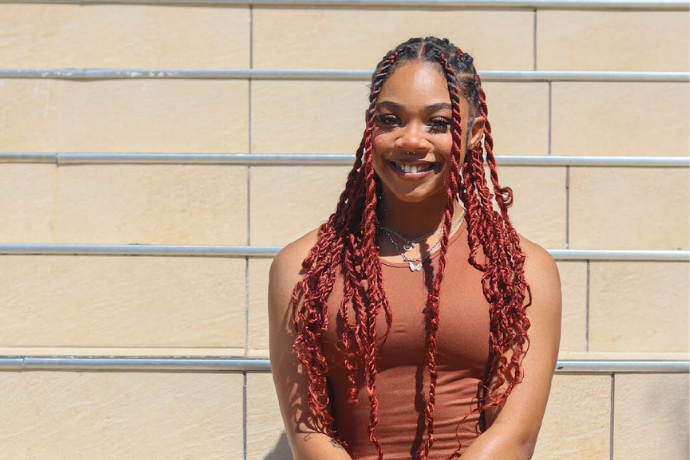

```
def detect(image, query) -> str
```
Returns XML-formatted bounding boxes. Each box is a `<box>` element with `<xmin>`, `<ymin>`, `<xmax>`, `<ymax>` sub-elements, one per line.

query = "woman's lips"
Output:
<box><xmin>389</xmin><ymin>160</ymin><xmax>436</xmax><ymax>178</ymax></box>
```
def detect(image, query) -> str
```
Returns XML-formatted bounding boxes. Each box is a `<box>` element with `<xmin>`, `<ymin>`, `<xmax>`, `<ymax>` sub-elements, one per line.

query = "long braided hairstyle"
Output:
<box><xmin>291</xmin><ymin>37</ymin><xmax>531</xmax><ymax>459</ymax></box>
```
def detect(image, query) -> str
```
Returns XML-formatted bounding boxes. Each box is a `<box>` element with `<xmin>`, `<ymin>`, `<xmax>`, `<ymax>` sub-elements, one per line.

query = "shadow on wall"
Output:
<box><xmin>264</xmin><ymin>432</ymin><xmax>293</xmax><ymax>460</ymax></box>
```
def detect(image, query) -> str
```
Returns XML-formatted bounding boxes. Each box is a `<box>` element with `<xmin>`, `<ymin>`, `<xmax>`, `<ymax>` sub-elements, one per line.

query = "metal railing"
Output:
<box><xmin>2</xmin><ymin>0</ymin><xmax>688</xmax><ymax>10</ymax></box>
<box><xmin>0</xmin><ymin>69</ymin><xmax>687</xmax><ymax>82</ymax></box>
<box><xmin>0</xmin><ymin>244</ymin><xmax>687</xmax><ymax>261</ymax></box>
<box><xmin>0</xmin><ymin>356</ymin><xmax>686</xmax><ymax>373</ymax></box>
<box><xmin>1</xmin><ymin>153</ymin><xmax>688</xmax><ymax>167</ymax></box>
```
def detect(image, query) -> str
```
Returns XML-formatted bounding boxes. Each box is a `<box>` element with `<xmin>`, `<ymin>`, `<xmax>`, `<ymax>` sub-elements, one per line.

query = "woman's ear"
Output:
<box><xmin>468</xmin><ymin>116</ymin><xmax>486</xmax><ymax>148</ymax></box>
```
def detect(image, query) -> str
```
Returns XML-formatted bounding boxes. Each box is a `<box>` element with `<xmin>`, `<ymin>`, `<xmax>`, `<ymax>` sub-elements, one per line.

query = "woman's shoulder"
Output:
<box><xmin>518</xmin><ymin>235</ymin><xmax>555</xmax><ymax>268</ymax></box>
<box><xmin>268</xmin><ymin>228</ymin><xmax>320</xmax><ymax>311</ymax></box>
<box><xmin>271</xmin><ymin>228</ymin><xmax>320</xmax><ymax>278</ymax></box>
<box><xmin>518</xmin><ymin>234</ymin><xmax>561</xmax><ymax>307</ymax></box>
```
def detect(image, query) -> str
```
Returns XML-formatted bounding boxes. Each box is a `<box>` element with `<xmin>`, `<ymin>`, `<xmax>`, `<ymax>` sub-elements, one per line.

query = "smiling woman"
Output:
<box><xmin>268</xmin><ymin>37</ymin><xmax>562</xmax><ymax>460</ymax></box>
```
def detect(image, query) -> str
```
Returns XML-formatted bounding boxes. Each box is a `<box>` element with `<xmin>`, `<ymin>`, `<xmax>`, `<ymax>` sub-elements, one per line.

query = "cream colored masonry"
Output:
<box><xmin>0</xmin><ymin>2</ymin><xmax>687</xmax><ymax>459</ymax></box>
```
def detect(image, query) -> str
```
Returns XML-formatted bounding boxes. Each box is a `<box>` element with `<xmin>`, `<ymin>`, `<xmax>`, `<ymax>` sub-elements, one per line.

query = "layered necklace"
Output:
<box><xmin>381</xmin><ymin>207</ymin><xmax>466</xmax><ymax>272</ymax></box>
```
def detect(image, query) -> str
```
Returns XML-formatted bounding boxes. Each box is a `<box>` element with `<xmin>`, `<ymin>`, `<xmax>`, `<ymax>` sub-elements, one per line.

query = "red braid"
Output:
<box><xmin>291</xmin><ymin>50</ymin><xmax>399</xmax><ymax>458</ymax></box>
<box><xmin>454</xmin><ymin>46</ymin><xmax>532</xmax><ymax>446</ymax></box>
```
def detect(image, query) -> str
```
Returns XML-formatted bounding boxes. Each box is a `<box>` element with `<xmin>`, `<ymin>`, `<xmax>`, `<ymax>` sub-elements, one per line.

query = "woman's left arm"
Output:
<box><xmin>462</xmin><ymin>239</ymin><xmax>562</xmax><ymax>460</ymax></box>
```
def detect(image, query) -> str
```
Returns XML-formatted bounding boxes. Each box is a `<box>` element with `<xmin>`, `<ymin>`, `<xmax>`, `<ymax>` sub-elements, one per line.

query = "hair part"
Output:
<box><xmin>291</xmin><ymin>36</ymin><xmax>531</xmax><ymax>460</ymax></box>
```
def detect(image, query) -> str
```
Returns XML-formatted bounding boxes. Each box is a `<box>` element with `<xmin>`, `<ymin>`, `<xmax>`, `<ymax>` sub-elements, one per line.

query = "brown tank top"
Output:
<box><xmin>322</xmin><ymin>225</ymin><xmax>491</xmax><ymax>460</ymax></box>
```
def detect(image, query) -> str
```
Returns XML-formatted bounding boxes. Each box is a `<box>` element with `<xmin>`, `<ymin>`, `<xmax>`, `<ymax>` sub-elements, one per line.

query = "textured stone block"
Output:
<box><xmin>499</xmin><ymin>166</ymin><xmax>567</xmax><ymax>249</ymax></box>
<box><xmin>0</xmin><ymin>4</ymin><xmax>250</xmax><ymax>67</ymax></box>
<box><xmin>0</xmin><ymin>372</ymin><xmax>243</xmax><ymax>459</ymax></box>
<box><xmin>56</xmin><ymin>165</ymin><xmax>247</xmax><ymax>245</ymax></box>
<box><xmin>537</xmin><ymin>11</ymin><xmax>689</xmax><ymax>71</ymax></box>
<box><xmin>0</xmin><ymin>80</ymin><xmax>59</xmax><ymax>151</ymax></box>
<box><xmin>0</xmin><ymin>256</ymin><xmax>246</xmax><ymax>348</ymax></box>
<box><xmin>248</xmin><ymin>258</ymin><xmax>273</xmax><ymax>352</ymax></box>
<box><xmin>551</xmin><ymin>82</ymin><xmax>689</xmax><ymax>156</ymax></box>
<box><xmin>483</xmin><ymin>82</ymin><xmax>550</xmax><ymax>156</ymax></box>
<box><xmin>250</xmin><ymin>166</ymin><xmax>349</xmax><ymax>246</ymax></box>
<box><xmin>246</xmin><ymin>373</ymin><xmax>292</xmax><ymax>460</ymax></box>
<box><xmin>251</xmin><ymin>81</ymin><xmax>368</xmax><ymax>154</ymax></box>
<box><xmin>613</xmin><ymin>373</ymin><xmax>689</xmax><ymax>460</ymax></box>
<box><xmin>253</xmin><ymin>9</ymin><xmax>534</xmax><ymax>70</ymax></box>
<box><xmin>569</xmin><ymin>167</ymin><xmax>689</xmax><ymax>250</ymax></box>
<box><xmin>0</xmin><ymin>80</ymin><xmax>248</xmax><ymax>153</ymax></box>
<box><xmin>557</xmin><ymin>261</ymin><xmax>587</xmax><ymax>352</ymax></box>
<box><xmin>0</xmin><ymin>164</ymin><xmax>55</xmax><ymax>243</ymax></box>
<box><xmin>58</xmin><ymin>80</ymin><xmax>249</xmax><ymax>153</ymax></box>
<box><xmin>533</xmin><ymin>374</ymin><xmax>611</xmax><ymax>460</ymax></box>
<box><xmin>589</xmin><ymin>261</ymin><xmax>689</xmax><ymax>353</ymax></box>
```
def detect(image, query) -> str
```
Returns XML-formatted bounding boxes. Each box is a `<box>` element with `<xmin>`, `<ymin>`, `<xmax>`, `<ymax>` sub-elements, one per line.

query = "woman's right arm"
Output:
<box><xmin>268</xmin><ymin>234</ymin><xmax>354</xmax><ymax>460</ymax></box>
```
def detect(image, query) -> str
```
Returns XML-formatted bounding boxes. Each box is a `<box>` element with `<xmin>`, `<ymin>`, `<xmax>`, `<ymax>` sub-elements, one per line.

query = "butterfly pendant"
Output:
<box><xmin>403</xmin><ymin>243</ymin><xmax>415</xmax><ymax>251</ymax></box>
<box><xmin>409</xmin><ymin>262</ymin><xmax>423</xmax><ymax>272</ymax></box>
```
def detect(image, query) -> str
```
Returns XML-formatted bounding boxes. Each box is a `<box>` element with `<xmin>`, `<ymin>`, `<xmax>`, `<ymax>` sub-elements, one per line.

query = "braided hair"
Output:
<box><xmin>291</xmin><ymin>37</ymin><xmax>531</xmax><ymax>459</ymax></box>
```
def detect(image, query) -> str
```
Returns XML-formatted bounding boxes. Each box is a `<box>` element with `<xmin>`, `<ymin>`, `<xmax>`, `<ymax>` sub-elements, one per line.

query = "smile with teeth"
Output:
<box><xmin>393</xmin><ymin>161</ymin><xmax>434</xmax><ymax>174</ymax></box>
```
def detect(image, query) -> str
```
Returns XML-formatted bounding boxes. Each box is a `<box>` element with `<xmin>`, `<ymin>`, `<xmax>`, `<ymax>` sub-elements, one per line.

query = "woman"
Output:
<box><xmin>269</xmin><ymin>37</ymin><xmax>561</xmax><ymax>460</ymax></box>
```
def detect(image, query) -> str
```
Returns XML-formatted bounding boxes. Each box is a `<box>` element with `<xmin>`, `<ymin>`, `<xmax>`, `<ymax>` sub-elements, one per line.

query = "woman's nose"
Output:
<box><xmin>398</xmin><ymin>123</ymin><xmax>429</xmax><ymax>152</ymax></box>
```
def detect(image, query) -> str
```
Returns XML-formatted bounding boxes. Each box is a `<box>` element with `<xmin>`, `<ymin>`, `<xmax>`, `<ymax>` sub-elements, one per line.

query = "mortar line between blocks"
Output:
<box><xmin>565</xmin><ymin>166</ymin><xmax>570</xmax><ymax>249</ymax></box>
<box><xmin>243</xmin><ymin>372</ymin><xmax>248</xmax><ymax>460</ymax></box>
<box><xmin>245</xmin><ymin>5</ymin><xmax>254</xmax><ymax>356</ymax></box>
<box><xmin>585</xmin><ymin>260</ymin><xmax>590</xmax><ymax>352</ymax></box>
<box><xmin>610</xmin><ymin>374</ymin><xmax>615</xmax><ymax>460</ymax></box>
<box><xmin>547</xmin><ymin>82</ymin><xmax>552</xmax><ymax>155</ymax></box>
<box><xmin>245</xmin><ymin>257</ymin><xmax>250</xmax><ymax>354</ymax></box>
<box><xmin>249</xmin><ymin>5</ymin><xmax>254</xmax><ymax>70</ymax></box>
<box><xmin>533</xmin><ymin>9</ymin><xmax>537</xmax><ymax>71</ymax></box>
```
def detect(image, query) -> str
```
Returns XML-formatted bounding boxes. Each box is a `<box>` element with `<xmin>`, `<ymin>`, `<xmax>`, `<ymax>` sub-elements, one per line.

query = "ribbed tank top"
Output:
<box><xmin>322</xmin><ymin>225</ymin><xmax>491</xmax><ymax>459</ymax></box>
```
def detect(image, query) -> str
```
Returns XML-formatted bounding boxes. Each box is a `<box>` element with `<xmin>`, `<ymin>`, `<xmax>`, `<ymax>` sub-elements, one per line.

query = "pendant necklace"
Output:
<box><xmin>382</xmin><ymin>208</ymin><xmax>465</xmax><ymax>272</ymax></box>
<box><xmin>383</xmin><ymin>226</ymin><xmax>437</xmax><ymax>252</ymax></box>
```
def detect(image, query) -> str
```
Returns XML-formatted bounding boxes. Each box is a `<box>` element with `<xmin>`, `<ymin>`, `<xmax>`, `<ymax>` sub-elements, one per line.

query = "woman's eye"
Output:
<box><xmin>375</xmin><ymin>113</ymin><xmax>400</xmax><ymax>126</ymax></box>
<box><xmin>428</xmin><ymin>118</ymin><xmax>451</xmax><ymax>132</ymax></box>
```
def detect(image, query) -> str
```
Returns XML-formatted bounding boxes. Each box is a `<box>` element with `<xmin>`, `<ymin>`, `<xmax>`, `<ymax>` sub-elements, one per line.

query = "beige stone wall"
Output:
<box><xmin>0</xmin><ymin>2</ymin><xmax>688</xmax><ymax>459</ymax></box>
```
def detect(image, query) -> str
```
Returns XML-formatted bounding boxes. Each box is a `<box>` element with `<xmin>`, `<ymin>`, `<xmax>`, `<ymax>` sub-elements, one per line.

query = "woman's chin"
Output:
<box><xmin>382</xmin><ymin>187</ymin><xmax>446</xmax><ymax>206</ymax></box>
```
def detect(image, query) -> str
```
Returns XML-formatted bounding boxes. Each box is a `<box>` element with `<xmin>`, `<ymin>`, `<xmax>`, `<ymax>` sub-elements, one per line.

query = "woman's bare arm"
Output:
<box><xmin>268</xmin><ymin>231</ymin><xmax>353</xmax><ymax>460</ymax></box>
<box><xmin>460</xmin><ymin>238</ymin><xmax>562</xmax><ymax>460</ymax></box>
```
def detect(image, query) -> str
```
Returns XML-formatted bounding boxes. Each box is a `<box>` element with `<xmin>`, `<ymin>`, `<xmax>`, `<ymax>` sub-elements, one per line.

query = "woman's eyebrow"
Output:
<box><xmin>426</xmin><ymin>102</ymin><xmax>452</xmax><ymax>112</ymax></box>
<box><xmin>377</xmin><ymin>101</ymin><xmax>452</xmax><ymax>112</ymax></box>
<box><xmin>376</xmin><ymin>101</ymin><xmax>403</xmax><ymax>111</ymax></box>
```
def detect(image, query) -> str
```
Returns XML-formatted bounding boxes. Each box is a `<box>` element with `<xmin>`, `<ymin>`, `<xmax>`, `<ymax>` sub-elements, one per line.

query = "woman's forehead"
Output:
<box><xmin>378</xmin><ymin>61</ymin><xmax>451</xmax><ymax>104</ymax></box>
<box><xmin>377</xmin><ymin>61</ymin><xmax>474</xmax><ymax>115</ymax></box>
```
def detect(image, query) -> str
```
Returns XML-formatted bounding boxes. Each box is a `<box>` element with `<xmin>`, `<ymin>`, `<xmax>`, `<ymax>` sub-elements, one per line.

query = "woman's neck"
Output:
<box><xmin>378</xmin><ymin>192</ymin><xmax>462</xmax><ymax>239</ymax></box>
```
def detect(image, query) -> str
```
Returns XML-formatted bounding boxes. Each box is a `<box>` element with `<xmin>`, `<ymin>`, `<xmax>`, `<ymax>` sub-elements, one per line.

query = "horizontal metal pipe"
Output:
<box><xmin>0</xmin><ymin>244</ymin><xmax>687</xmax><ymax>261</ymax></box>
<box><xmin>21</xmin><ymin>356</ymin><xmax>271</xmax><ymax>372</ymax></box>
<box><xmin>1</xmin><ymin>0</ymin><xmax>687</xmax><ymax>9</ymax></box>
<box><xmin>0</xmin><ymin>69</ymin><xmax>687</xmax><ymax>82</ymax></box>
<box><xmin>0</xmin><ymin>153</ymin><xmax>56</xmax><ymax>163</ymax></box>
<box><xmin>1</xmin><ymin>153</ymin><xmax>688</xmax><ymax>167</ymax></box>
<box><xmin>0</xmin><ymin>357</ymin><xmax>25</xmax><ymax>368</ymax></box>
<box><xmin>547</xmin><ymin>249</ymin><xmax>690</xmax><ymax>261</ymax></box>
<box><xmin>0</xmin><ymin>244</ymin><xmax>281</xmax><ymax>257</ymax></box>
<box><xmin>52</xmin><ymin>153</ymin><xmax>357</xmax><ymax>165</ymax></box>
<box><xmin>0</xmin><ymin>356</ymin><xmax>686</xmax><ymax>373</ymax></box>
<box><xmin>554</xmin><ymin>360</ymin><xmax>689</xmax><ymax>373</ymax></box>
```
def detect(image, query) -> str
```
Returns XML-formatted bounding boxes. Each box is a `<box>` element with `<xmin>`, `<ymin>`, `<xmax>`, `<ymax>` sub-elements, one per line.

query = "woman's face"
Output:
<box><xmin>371</xmin><ymin>61</ymin><xmax>482</xmax><ymax>205</ymax></box>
